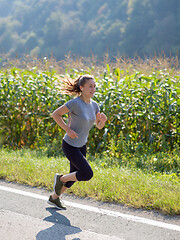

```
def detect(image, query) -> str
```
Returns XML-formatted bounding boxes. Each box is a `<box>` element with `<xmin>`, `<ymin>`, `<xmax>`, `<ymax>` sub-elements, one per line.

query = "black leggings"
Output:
<box><xmin>62</xmin><ymin>140</ymin><xmax>93</xmax><ymax>188</ymax></box>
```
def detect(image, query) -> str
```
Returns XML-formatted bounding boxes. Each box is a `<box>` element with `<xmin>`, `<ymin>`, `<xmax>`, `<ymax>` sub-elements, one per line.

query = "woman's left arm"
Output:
<box><xmin>95</xmin><ymin>112</ymin><xmax>107</xmax><ymax>129</ymax></box>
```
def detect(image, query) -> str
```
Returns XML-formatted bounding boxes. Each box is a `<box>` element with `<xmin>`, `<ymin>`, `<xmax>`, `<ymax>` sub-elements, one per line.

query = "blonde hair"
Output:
<box><xmin>61</xmin><ymin>74</ymin><xmax>94</xmax><ymax>95</ymax></box>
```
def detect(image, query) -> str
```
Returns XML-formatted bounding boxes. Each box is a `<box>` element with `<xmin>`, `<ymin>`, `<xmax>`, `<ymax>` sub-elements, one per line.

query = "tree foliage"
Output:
<box><xmin>0</xmin><ymin>0</ymin><xmax>179</xmax><ymax>59</ymax></box>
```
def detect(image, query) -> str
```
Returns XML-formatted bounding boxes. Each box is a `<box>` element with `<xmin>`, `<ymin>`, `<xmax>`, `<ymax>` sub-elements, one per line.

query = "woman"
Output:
<box><xmin>48</xmin><ymin>74</ymin><xmax>107</xmax><ymax>209</ymax></box>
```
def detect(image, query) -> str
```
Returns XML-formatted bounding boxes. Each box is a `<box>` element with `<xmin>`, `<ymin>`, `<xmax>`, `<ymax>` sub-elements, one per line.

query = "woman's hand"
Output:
<box><xmin>96</xmin><ymin>112</ymin><xmax>107</xmax><ymax>129</ymax></box>
<box><xmin>97</xmin><ymin>112</ymin><xmax>107</xmax><ymax>123</ymax></box>
<box><xmin>66</xmin><ymin>128</ymin><xmax>78</xmax><ymax>139</ymax></box>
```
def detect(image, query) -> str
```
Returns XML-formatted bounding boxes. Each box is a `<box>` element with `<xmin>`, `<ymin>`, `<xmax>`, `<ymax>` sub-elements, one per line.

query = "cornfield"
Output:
<box><xmin>0</xmin><ymin>56</ymin><xmax>180</xmax><ymax>157</ymax></box>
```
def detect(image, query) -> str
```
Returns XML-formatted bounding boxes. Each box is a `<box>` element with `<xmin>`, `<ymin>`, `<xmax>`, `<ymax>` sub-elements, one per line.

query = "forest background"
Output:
<box><xmin>0</xmin><ymin>0</ymin><xmax>180</xmax><ymax>60</ymax></box>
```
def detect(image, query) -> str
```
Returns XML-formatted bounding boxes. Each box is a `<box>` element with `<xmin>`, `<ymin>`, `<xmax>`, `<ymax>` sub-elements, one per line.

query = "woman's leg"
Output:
<box><xmin>52</xmin><ymin>141</ymin><xmax>89</xmax><ymax>199</ymax></box>
<box><xmin>61</xmin><ymin>140</ymin><xmax>93</xmax><ymax>189</ymax></box>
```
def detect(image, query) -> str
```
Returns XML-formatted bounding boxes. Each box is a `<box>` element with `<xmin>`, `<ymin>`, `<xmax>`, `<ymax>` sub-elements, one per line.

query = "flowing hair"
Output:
<box><xmin>60</xmin><ymin>74</ymin><xmax>94</xmax><ymax>95</ymax></box>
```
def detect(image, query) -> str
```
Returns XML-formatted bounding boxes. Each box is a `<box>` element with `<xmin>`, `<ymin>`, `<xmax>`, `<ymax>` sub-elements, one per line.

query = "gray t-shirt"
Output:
<box><xmin>63</xmin><ymin>96</ymin><xmax>100</xmax><ymax>147</ymax></box>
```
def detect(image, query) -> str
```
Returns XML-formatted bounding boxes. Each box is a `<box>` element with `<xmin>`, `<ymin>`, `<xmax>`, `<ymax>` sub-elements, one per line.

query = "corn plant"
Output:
<box><xmin>0</xmin><ymin>65</ymin><xmax>179</xmax><ymax>157</ymax></box>
<box><xmin>89</xmin><ymin>67</ymin><xmax>180</xmax><ymax>155</ymax></box>
<box><xmin>0</xmin><ymin>68</ymin><xmax>66</xmax><ymax>153</ymax></box>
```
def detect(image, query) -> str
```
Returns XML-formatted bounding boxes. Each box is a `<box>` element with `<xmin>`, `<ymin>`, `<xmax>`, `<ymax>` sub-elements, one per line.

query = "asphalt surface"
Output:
<box><xmin>0</xmin><ymin>180</ymin><xmax>179</xmax><ymax>240</ymax></box>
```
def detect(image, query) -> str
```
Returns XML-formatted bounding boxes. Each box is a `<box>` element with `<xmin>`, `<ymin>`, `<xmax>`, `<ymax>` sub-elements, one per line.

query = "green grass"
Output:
<box><xmin>0</xmin><ymin>148</ymin><xmax>179</xmax><ymax>215</ymax></box>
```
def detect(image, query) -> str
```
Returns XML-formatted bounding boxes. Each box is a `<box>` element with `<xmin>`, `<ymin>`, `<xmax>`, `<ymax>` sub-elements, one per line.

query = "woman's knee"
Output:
<box><xmin>77</xmin><ymin>167</ymin><xmax>93</xmax><ymax>181</ymax></box>
<box><xmin>86</xmin><ymin>168</ymin><xmax>93</xmax><ymax>181</ymax></box>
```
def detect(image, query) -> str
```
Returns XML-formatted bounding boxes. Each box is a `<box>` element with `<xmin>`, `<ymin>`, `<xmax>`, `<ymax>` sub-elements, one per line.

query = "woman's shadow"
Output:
<box><xmin>36</xmin><ymin>207</ymin><xmax>81</xmax><ymax>240</ymax></box>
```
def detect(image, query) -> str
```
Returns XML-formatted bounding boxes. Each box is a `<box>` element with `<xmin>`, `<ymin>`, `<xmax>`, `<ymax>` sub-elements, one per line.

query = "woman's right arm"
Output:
<box><xmin>52</xmin><ymin>105</ymin><xmax>78</xmax><ymax>139</ymax></box>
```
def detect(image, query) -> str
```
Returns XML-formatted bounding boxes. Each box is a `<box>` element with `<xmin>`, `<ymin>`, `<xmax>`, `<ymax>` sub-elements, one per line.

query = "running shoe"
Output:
<box><xmin>47</xmin><ymin>195</ymin><xmax>66</xmax><ymax>210</ymax></box>
<box><xmin>53</xmin><ymin>173</ymin><xmax>64</xmax><ymax>196</ymax></box>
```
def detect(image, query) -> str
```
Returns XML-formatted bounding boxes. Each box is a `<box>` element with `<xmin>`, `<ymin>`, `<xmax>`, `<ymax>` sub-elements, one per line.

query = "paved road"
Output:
<box><xmin>0</xmin><ymin>180</ymin><xmax>179</xmax><ymax>240</ymax></box>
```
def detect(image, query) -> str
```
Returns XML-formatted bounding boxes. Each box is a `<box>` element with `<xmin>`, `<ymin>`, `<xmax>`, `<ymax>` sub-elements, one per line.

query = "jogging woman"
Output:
<box><xmin>48</xmin><ymin>74</ymin><xmax>107</xmax><ymax>209</ymax></box>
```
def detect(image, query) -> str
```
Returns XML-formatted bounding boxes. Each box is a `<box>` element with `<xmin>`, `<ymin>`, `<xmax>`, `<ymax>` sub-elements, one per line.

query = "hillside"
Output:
<box><xmin>0</xmin><ymin>0</ymin><xmax>179</xmax><ymax>60</ymax></box>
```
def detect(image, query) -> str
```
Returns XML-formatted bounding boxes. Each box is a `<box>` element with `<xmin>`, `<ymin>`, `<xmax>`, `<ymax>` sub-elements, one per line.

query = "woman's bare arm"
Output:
<box><xmin>52</xmin><ymin>105</ymin><xmax>78</xmax><ymax>139</ymax></box>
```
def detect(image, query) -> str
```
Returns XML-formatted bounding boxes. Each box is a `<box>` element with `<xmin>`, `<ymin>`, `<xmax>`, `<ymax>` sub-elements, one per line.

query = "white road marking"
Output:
<box><xmin>0</xmin><ymin>185</ymin><xmax>180</xmax><ymax>232</ymax></box>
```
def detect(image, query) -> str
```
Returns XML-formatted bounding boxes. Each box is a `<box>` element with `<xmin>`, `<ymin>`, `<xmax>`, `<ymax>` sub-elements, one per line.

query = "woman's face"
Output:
<box><xmin>81</xmin><ymin>79</ymin><xmax>96</xmax><ymax>98</ymax></box>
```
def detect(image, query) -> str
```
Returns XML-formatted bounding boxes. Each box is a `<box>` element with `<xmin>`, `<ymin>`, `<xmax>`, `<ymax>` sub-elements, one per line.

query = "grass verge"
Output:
<box><xmin>0</xmin><ymin>148</ymin><xmax>179</xmax><ymax>215</ymax></box>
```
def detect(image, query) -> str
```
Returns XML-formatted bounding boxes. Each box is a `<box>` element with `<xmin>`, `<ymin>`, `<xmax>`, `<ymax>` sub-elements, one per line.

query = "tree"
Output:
<box><xmin>120</xmin><ymin>0</ymin><xmax>154</xmax><ymax>57</ymax></box>
<box><xmin>0</xmin><ymin>0</ymin><xmax>179</xmax><ymax>59</ymax></box>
